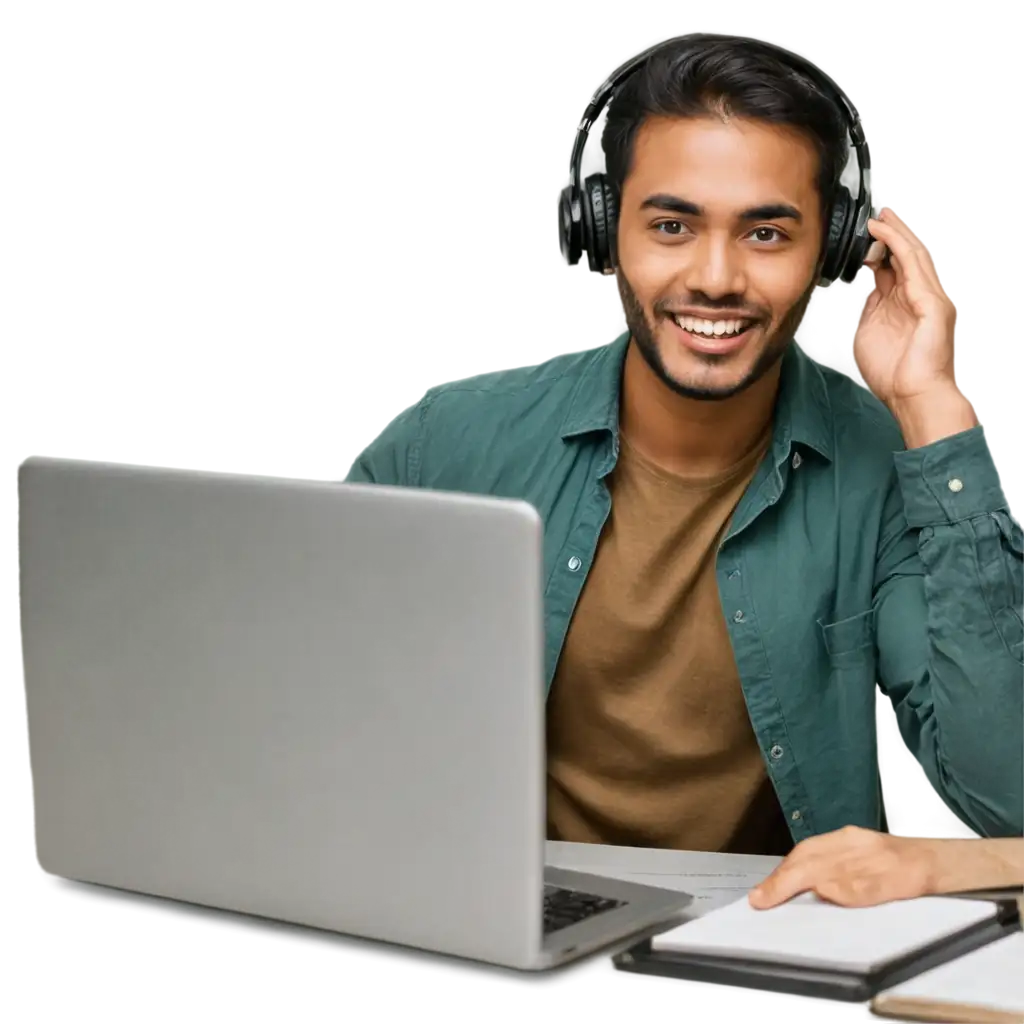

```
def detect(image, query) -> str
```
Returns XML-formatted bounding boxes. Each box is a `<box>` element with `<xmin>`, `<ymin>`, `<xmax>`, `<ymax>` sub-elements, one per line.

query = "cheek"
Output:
<box><xmin>755</xmin><ymin>256</ymin><xmax>817</xmax><ymax>307</ymax></box>
<box><xmin>617</xmin><ymin>239</ymin><xmax>674</xmax><ymax>307</ymax></box>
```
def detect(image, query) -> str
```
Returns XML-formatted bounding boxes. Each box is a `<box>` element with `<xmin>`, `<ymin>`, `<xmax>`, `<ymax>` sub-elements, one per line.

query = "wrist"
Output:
<box><xmin>890</xmin><ymin>385</ymin><xmax>978</xmax><ymax>449</ymax></box>
<box><xmin>926</xmin><ymin>839</ymin><xmax>1024</xmax><ymax>894</ymax></box>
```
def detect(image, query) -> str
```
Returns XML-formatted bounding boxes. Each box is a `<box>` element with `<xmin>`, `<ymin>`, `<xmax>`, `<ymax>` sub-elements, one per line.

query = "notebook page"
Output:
<box><xmin>651</xmin><ymin>891</ymin><xmax>999</xmax><ymax>972</ymax></box>
<box><xmin>877</xmin><ymin>932</ymin><xmax>1024</xmax><ymax>1011</ymax></box>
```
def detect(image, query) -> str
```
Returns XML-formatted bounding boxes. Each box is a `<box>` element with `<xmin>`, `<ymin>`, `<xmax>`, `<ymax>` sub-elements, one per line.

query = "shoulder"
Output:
<box><xmin>344</xmin><ymin>337</ymin><xmax>614</xmax><ymax>485</ymax></box>
<box><xmin>421</xmin><ymin>343</ymin><xmax>605</xmax><ymax>412</ymax></box>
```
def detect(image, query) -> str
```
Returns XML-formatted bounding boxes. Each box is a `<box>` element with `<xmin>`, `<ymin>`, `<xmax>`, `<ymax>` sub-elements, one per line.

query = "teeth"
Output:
<box><xmin>672</xmin><ymin>315</ymin><xmax>752</xmax><ymax>336</ymax></box>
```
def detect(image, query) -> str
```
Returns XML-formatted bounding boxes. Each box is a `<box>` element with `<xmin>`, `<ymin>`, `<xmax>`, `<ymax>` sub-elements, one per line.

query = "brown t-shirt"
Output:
<box><xmin>545</xmin><ymin>425</ymin><xmax>794</xmax><ymax>856</ymax></box>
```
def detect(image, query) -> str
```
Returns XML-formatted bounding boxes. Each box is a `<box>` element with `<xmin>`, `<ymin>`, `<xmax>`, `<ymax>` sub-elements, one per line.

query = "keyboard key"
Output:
<box><xmin>542</xmin><ymin>885</ymin><xmax>626</xmax><ymax>934</ymax></box>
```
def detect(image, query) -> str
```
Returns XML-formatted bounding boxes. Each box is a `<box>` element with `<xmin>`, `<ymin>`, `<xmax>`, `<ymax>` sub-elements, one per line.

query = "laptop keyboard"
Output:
<box><xmin>543</xmin><ymin>884</ymin><xmax>625</xmax><ymax>934</ymax></box>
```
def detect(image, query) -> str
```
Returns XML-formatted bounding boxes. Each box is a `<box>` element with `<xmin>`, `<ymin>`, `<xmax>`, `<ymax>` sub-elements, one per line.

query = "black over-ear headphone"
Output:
<box><xmin>558</xmin><ymin>33</ymin><xmax>879</xmax><ymax>287</ymax></box>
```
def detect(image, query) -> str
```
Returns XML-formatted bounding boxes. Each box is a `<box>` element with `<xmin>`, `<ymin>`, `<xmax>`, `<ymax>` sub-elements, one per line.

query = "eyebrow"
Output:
<box><xmin>640</xmin><ymin>193</ymin><xmax>803</xmax><ymax>224</ymax></box>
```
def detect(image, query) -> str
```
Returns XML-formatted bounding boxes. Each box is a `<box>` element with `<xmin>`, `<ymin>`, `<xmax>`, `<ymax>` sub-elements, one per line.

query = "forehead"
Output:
<box><xmin>623</xmin><ymin>115</ymin><xmax>821</xmax><ymax>211</ymax></box>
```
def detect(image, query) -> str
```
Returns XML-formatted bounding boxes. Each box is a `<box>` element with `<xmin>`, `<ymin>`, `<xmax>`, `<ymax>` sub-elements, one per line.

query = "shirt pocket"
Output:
<box><xmin>817</xmin><ymin>607</ymin><xmax>876</xmax><ymax>667</ymax></box>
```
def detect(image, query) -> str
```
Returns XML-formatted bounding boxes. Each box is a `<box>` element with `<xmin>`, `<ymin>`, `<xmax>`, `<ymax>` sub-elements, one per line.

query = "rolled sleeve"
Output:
<box><xmin>894</xmin><ymin>425</ymin><xmax>1008</xmax><ymax>526</ymax></box>
<box><xmin>877</xmin><ymin>423</ymin><xmax>1023</xmax><ymax>836</ymax></box>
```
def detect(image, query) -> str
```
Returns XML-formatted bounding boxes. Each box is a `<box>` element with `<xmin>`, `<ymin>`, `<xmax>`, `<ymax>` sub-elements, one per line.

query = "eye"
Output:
<box><xmin>654</xmin><ymin>220</ymin><xmax>688</xmax><ymax>236</ymax></box>
<box><xmin>749</xmin><ymin>226</ymin><xmax>788</xmax><ymax>244</ymax></box>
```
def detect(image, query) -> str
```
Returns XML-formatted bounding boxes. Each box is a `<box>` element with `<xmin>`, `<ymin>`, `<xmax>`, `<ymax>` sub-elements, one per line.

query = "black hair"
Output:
<box><xmin>601</xmin><ymin>34</ymin><xmax>850</xmax><ymax>230</ymax></box>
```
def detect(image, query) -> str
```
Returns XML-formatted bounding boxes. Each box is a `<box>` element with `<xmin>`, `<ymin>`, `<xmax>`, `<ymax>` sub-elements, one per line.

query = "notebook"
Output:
<box><xmin>871</xmin><ymin>931</ymin><xmax>1024</xmax><ymax>1023</ymax></box>
<box><xmin>612</xmin><ymin>890</ymin><xmax>1020</xmax><ymax>1002</ymax></box>
<box><xmin>648</xmin><ymin>891</ymin><xmax>1002</xmax><ymax>970</ymax></box>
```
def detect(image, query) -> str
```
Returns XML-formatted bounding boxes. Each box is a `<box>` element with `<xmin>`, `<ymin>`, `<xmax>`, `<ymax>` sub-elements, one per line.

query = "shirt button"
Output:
<box><xmin>792</xmin><ymin>452</ymin><xmax>802</xmax><ymax>469</ymax></box>
<box><xmin>791</xmin><ymin>809</ymin><xmax>802</xmax><ymax>821</ymax></box>
<box><xmin>567</xmin><ymin>556</ymin><xmax>582</xmax><ymax>572</ymax></box>
<box><xmin>733</xmin><ymin>610</ymin><xmax>745</xmax><ymax>622</ymax></box>
<box><xmin>948</xmin><ymin>478</ymin><xmax>963</xmax><ymax>493</ymax></box>
<box><xmin>770</xmin><ymin>744</ymin><xmax>784</xmax><ymax>760</ymax></box>
<box><xmin>728</xmin><ymin>569</ymin><xmax>741</xmax><ymax>580</ymax></box>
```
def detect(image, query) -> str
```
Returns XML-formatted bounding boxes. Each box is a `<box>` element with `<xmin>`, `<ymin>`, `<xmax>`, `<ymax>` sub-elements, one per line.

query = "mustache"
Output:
<box><xmin>652</xmin><ymin>297</ymin><xmax>768</xmax><ymax>320</ymax></box>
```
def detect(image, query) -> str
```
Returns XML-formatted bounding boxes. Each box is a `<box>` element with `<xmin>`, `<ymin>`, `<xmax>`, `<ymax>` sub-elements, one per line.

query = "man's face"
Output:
<box><xmin>614</xmin><ymin>115</ymin><xmax>825</xmax><ymax>401</ymax></box>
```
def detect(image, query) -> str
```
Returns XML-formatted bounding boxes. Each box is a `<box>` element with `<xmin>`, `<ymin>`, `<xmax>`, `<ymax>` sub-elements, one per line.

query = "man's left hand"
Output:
<box><xmin>853</xmin><ymin>209</ymin><xmax>977</xmax><ymax>447</ymax></box>
<box><xmin>748</xmin><ymin>825</ymin><xmax>938</xmax><ymax>908</ymax></box>
<box><xmin>854</xmin><ymin>207</ymin><xmax>957</xmax><ymax>406</ymax></box>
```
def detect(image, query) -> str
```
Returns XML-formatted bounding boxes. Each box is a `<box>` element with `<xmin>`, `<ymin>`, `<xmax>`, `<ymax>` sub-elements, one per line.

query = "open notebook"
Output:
<box><xmin>613</xmin><ymin>890</ymin><xmax>1019</xmax><ymax>1002</ymax></box>
<box><xmin>649</xmin><ymin>891</ymin><xmax>998</xmax><ymax>971</ymax></box>
<box><xmin>871</xmin><ymin>931</ymin><xmax>1024</xmax><ymax>1023</ymax></box>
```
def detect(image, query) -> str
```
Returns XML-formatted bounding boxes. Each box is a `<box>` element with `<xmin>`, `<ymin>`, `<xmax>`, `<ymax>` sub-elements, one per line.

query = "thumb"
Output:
<box><xmin>861</xmin><ymin>287</ymin><xmax>884</xmax><ymax>321</ymax></box>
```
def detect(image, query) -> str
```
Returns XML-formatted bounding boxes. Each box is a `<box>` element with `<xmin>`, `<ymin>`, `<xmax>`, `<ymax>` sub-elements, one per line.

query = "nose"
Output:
<box><xmin>682</xmin><ymin>232</ymin><xmax>748</xmax><ymax>298</ymax></box>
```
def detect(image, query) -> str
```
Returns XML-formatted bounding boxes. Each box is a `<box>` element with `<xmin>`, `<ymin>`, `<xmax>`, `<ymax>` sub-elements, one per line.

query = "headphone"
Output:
<box><xmin>558</xmin><ymin>33</ymin><xmax>879</xmax><ymax>287</ymax></box>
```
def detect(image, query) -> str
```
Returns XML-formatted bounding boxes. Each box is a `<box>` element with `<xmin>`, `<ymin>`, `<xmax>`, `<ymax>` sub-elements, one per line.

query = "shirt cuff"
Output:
<box><xmin>893</xmin><ymin>425</ymin><xmax>1008</xmax><ymax>527</ymax></box>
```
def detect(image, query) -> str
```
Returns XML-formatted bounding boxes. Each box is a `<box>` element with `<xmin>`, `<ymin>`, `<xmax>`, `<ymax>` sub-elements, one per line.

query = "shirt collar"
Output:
<box><xmin>559</xmin><ymin>332</ymin><xmax>630</xmax><ymax>440</ymax></box>
<box><xmin>560</xmin><ymin>331</ymin><xmax>834</xmax><ymax>464</ymax></box>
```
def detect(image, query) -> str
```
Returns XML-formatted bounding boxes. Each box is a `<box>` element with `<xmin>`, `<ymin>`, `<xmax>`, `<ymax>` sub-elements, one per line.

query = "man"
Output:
<box><xmin>344</xmin><ymin>35</ymin><xmax>1023</xmax><ymax>855</ymax></box>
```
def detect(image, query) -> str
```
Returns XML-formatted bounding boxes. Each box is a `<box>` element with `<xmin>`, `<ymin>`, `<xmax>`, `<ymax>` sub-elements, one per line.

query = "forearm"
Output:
<box><xmin>927</xmin><ymin>838</ymin><xmax>1024</xmax><ymax>893</ymax></box>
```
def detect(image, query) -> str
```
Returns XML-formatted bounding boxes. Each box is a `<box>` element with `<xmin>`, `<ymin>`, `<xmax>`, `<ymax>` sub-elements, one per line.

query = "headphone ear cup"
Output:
<box><xmin>581</xmin><ymin>175</ymin><xmax>618</xmax><ymax>276</ymax></box>
<box><xmin>819</xmin><ymin>184</ymin><xmax>876</xmax><ymax>284</ymax></box>
<box><xmin>819</xmin><ymin>186</ymin><xmax>855</xmax><ymax>286</ymax></box>
<box><xmin>585</xmin><ymin>175</ymin><xmax>606</xmax><ymax>276</ymax></box>
<box><xmin>559</xmin><ymin>185</ymin><xmax>582</xmax><ymax>265</ymax></box>
<box><xmin>602</xmin><ymin>179</ymin><xmax>619</xmax><ymax>272</ymax></box>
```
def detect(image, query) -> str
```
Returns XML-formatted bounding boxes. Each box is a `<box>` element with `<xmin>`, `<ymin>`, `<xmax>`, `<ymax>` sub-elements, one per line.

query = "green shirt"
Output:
<box><xmin>344</xmin><ymin>332</ymin><xmax>1024</xmax><ymax>840</ymax></box>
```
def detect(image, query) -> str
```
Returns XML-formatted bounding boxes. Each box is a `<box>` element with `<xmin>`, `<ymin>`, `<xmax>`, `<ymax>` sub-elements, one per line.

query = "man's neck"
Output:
<box><xmin>619</xmin><ymin>338</ymin><xmax>781</xmax><ymax>476</ymax></box>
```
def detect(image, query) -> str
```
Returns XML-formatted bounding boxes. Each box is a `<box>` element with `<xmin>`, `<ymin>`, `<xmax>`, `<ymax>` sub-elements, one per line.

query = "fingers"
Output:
<box><xmin>745</xmin><ymin>831</ymin><xmax>905</xmax><ymax>913</ymax></box>
<box><xmin>865</xmin><ymin>238</ymin><xmax>886</xmax><ymax>261</ymax></box>
<box><xmin>750</xmin><ymin>858</ymin><xmax>884</xmax><ymax>910</ymax></box>
<box><xmin>868</xmin><ymin>267</ymin><xmax>896</xmax><ymax>306</ymax></box>
<box><xmin>867</xmin><ymin>208</ymin><xmax>944</xmax><ymax>295</ymax></box>
<box><xmin>866</xmin><ymin>217</ymin><xmax>912</xmax><ymax>286</ymax></box>
<box><xmin>863</xmin><ymin>238</ymin><xmax>889</xmax><ymax>269</ymax></box>
<box><xmin>878</xmin><ymin>207</ymin><xmax>927</xmax><ymax>251</ymax></box>
<box><xmin>748</xmin><ymin>860</ymin><xmax>812</xmax><ymax>908</ymax></box>
<box><xmin>748</xmin><ymin>835</ymin><xmax>835</xmax><ymax>908</ymax></box>
<box><xmin>883</xmin><ymin>209</ymin><xmax>953</xmax><ymax>313</ymax></box>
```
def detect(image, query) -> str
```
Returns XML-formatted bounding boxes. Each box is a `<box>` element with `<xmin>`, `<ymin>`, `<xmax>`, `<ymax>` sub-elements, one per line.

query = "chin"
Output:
<box><xmin>651</xmin><ymin>348</ymin><xmax>770</xmax><ymax>403</ymax></box>
<box><xmin>658</xmin><ymin>344</ymin><xmax>761</xmax><ymax>399</ymax></box>
<box><xmin>666</xmin><ymin>373</ymin><xmax>754</xmax><ymax>401</ymax></box>
<box><xmin>628</xmin><ymin>314</ymin><xmax>785</xmax><ymax>402</ymax></box>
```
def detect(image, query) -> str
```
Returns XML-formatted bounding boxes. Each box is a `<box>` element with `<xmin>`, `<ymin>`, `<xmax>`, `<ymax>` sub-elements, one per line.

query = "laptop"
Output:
<box><xmin>18</xmin><ymin>455</ymin><xmax>692</xmax><ymax>970</ymax></box>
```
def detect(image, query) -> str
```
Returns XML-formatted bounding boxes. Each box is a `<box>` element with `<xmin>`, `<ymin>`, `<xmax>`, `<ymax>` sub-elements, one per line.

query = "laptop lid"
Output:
<box><xmin>18</xmin><ymin>456</ymin><xmax>546</xmax><ymax>966</ymax></box>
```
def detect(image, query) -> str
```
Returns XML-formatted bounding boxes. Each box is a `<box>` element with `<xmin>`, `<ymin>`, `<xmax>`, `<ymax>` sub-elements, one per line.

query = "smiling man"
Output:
<box><xmin>344</xmin><ymin>35</ymin><xmax>1023</xmax><ymax>854</ymax></box>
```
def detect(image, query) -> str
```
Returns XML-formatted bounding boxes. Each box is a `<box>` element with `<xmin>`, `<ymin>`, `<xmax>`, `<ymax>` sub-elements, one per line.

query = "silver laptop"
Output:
<box><xmin>18</xmin><ymin>456</ymin><xmax>691</xmax><ymax>970</ymax></box>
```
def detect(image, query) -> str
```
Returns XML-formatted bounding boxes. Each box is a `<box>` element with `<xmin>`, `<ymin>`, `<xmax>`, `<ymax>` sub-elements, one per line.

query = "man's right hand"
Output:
<box><xmin>747</xmin><ymin>826</ymin><xmax>1024</xmax><ymax>909</ymax></box>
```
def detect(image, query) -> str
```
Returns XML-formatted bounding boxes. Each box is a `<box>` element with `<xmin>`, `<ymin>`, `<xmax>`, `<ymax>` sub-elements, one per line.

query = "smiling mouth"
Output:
<box><xmin>669</xmin><ymin>314</ymin><xmax>759</xmax><ymax>339</ymax></box>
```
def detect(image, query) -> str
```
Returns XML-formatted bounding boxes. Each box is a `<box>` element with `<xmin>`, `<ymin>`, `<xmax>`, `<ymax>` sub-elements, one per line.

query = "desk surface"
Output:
<box><xmin>9</xmin><ymin>842</ymin><xmax>889</xmax><ymax>1023</ymax></box>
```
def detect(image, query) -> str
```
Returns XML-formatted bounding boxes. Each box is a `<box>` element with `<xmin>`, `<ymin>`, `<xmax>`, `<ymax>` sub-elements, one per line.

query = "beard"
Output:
<box><xmin>616</xmin><ymin>267</ymin><xmax>818</xmax><ymax>402</ymax></box>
